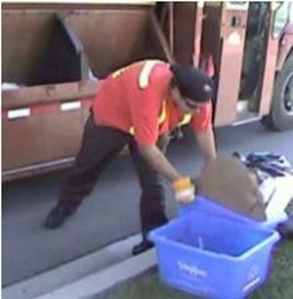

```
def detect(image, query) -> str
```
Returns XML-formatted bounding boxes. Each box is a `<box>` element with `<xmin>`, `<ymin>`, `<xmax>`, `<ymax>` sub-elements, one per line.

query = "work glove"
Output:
<box><xmin>172</xmin><ymin>176</ymin><xmax>196</xmax><ymax>203</ymax></box>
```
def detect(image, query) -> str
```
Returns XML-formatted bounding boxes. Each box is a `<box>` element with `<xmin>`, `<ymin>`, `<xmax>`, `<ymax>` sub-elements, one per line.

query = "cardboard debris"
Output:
<box><xmin>196</xmin><ymin>156</ymin><xmax>266</xmax><ymax>221</ymax></box>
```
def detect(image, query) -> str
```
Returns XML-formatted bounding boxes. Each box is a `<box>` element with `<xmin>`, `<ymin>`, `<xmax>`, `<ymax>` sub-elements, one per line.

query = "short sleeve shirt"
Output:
<box><xmin>92</xmin><ymin>60</ymin><xmax>212</xmax><ymax>146</ymax></box>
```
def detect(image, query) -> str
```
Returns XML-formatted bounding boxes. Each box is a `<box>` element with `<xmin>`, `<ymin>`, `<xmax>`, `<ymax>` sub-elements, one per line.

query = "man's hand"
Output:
<box><xmin>172</xmin><ymin>177</ymin><xmax>196</xmax><ymax>203</ymax></box>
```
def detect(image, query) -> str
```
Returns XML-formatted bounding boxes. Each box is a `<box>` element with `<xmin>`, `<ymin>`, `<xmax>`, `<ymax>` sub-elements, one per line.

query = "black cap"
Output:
<box><xmin>170</xmin><ymin>64</ymin><xmax>214</xmax><ymax>103</ymax></box>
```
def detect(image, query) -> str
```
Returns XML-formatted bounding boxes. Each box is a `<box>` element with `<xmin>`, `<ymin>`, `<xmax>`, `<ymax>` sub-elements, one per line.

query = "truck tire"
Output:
<box><xmin>262</xmin><ymin>54</ymin><xmax>293</xmax><ymax>131</ymax></box>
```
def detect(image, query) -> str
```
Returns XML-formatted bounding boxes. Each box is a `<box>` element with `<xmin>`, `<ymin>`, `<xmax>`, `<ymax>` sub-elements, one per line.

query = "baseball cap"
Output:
<box><xmin>170</xmin><ymin>64</ymin><xmax>214</xmax><ymax>103</ymax></box>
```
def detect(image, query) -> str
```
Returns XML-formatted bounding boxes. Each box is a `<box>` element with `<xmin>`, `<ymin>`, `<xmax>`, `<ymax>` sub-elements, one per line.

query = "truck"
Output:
<box><xmin>2</xmin><ymin>1</ymin><xmax>293</xmax><ymax>182</ymax></box>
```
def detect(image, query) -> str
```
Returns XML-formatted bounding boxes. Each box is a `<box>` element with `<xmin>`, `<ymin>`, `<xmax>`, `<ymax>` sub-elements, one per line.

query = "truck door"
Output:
<box><xmin>257</xmin><ymin>4</ymin><xmax>279</xmax><ymax>116</ymax></box>
<box><xmin>237</xmin><ymin>2</ymin><xmax>278</xmax><ymax>122</ymax></box>
<box><xmin>200</xmin><ymin>2</ymin><xmax>248</xmax><ymax>127</ymax></box>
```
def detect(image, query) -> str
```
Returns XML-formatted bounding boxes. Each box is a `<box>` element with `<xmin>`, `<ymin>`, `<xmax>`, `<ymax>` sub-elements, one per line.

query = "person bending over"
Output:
<box><xmin>45</xmin><ymin>59</ymin><xmax>217</xmax><ymax>255</ymax></box>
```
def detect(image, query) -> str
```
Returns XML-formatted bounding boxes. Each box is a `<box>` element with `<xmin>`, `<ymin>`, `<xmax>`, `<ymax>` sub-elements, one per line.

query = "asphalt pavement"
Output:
<box><xmin>3</xmin><ymin>122</ymin><xmax>293</xmax><ymax>286</ymax></box>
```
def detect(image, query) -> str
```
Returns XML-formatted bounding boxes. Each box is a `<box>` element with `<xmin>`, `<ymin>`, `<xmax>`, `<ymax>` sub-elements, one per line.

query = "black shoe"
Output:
<box><xmin>278</xmin><ymin>217</ymin><xmax>293</xmax><ymax>239</ymax></box>
<box><xmin>45</xmin><ymin>204</ymin><xmax>75</xmax><ymax>230</ymax></box>
<box><xmin>132</xmin><ymin>240</ymin><xmax>154</xmax><ymax>256</ymax></box>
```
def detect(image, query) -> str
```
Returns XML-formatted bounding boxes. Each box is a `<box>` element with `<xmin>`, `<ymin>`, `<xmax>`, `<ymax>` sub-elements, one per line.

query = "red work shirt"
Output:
<box><xmin>93</xmin><ymin>60</ymin><xmax>212</xmax><ymax>146</ymax></box>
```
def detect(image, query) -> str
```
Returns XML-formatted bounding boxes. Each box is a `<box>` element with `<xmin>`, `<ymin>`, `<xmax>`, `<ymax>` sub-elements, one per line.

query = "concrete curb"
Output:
<box><xmin>34</xmin><ymin>249</ymin><xmax>156</xmax><ymax>299</ymax></box>
<box><xmin>3</xmin><ymin>234</ymin><xmax>151</xmax><ymax>299</ymax></box>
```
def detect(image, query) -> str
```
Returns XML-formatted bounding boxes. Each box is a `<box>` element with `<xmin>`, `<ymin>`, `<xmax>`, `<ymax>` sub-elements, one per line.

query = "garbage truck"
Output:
<box><xmin>2</xmin><ymin>1</ymin><xmax>293</xmax><ymax>182</ymax></box>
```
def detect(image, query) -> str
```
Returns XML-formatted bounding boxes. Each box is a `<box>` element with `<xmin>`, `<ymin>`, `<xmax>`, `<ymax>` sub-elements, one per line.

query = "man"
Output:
<box><xmin>45</xmin><ymin>59</ymin><xmax>217</xmax><ymax>255</ymax></box>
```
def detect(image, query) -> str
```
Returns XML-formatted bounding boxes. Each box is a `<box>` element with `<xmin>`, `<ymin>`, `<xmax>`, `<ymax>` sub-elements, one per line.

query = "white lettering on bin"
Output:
<box><xmin>8</xmin><ymin>108</ymin><xmax>31</xmax><ymax>119</ymax></box>
<box><xmin>60</xmin><ymin>101</ymin><xmax>81</xmax><ymax>111</ymax></box>
<box><xmin>177</xmin><ymin>261</ymin><xmax>207</xmax><ymax>278</ymax></box>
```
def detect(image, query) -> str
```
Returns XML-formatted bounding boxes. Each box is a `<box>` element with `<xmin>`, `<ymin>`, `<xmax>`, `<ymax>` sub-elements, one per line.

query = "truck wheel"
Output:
<box><xmin>262</xmin><ymin>54</ymin><xmax>293</xmax><ymax>131</ymax></box>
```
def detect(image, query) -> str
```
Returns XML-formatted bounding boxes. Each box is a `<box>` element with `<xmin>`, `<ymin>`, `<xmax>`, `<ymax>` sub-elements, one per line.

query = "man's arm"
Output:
<box><xmin>138</xmin><ymin>144</ymin><xmax>182</xmax><ymax>182</ymax></box>
<box><xmin>195</xmin><ymin>127</ymin><xmax>217</xmax><ymax>164</ymax></box>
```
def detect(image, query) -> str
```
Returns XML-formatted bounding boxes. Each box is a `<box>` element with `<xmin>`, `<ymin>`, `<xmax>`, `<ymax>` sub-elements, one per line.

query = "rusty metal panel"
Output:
<box><xmin>2</xmin><ymin>109</ymin><xmax>89</xmax><ymax>171</ymax></box>
<box><xmin>276</xmin><ymin>32</ymin><xmax>293</xmax><ymax>72</ymax></box>
<box><xmin>258</xmin><ymin>42</ymin><xmax>278</xmax><ymax>115</ymax></box>
<box><xmin>2</xmin><ymin>10</ymin><xmax>55</xmax><ymax>84</ymax></box>
<box><xmin>2</xmin><ymin>3</ymin><xmax>156</xmax><ymax>84</ymax></box>
<box><xmin>2</xmin><ymin>81</ymin><xmax>97</xmax><ymax>171</ymax></box>
<box><xmin>173</xmin><ymin>2</ymin><xmax>196</xmax><ymax>66</ymax></box>
<box><xmin>200</xmin><ymin>3</ymin><xmax>222</xmax><ymax>74</ymax></box>
<box><xmin>2</xmin><ymin>9</ymin><xmax>87</xmax><ymax>86</ymax></box>
<box><xmin>213</xmin><ymin>3</ymin><xmax>248</xmax><ymax>126</ymax></box>
<box><xmin>2</xmin><ymin>3</ymin><xmax>156</xmax><ymax>179</ymax></box>
<box><xmin>154</xmin><ymin>2</ymin><xmax>202</xmax><ymax>66</ymax></box>
<box><xmin>193</xmin><ymin>2</ymin><xmax>204</xmax><ymax>67</ymax></box>
<box><xmin>2</xmin><ymin>3</ymin><xmax>155</xmax><ymax>10</ymax></box>
<box><xmin>149</xmin><ymin>11</ymin><xmax>174</xmax><ymax>64</ymax></box>
<box><xmin>258</xmin><ymin>8</ymin><xmax>280</xmax><ymax>115</ymax></box>
<box><xmin>66</xmin><ymin>8</ymin><xmax>151</xmax><ymax>76</ymax></box>
<box><xmin>2</xmin><ymin>81</ymin><xmax>98</xmax><ymax>109</ymax></box>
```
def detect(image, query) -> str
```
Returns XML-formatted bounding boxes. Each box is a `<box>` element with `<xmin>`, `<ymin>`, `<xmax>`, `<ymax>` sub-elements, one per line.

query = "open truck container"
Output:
<box><xmin>2</xmin><ymin>2</ymin><xmax>293</xmax><ymax>182</ymax></box>
<box><xmin>2</xmin><ymin>2</ymin><xmax>172</xmax><ymax>181</ymax></box>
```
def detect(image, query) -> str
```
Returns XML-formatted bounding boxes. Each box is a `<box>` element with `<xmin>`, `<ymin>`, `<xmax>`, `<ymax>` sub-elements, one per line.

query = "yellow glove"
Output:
<box><xmin>172</xmin><ymin>177</ymin><xmax>196</xmax><ymax>203</ymax></box>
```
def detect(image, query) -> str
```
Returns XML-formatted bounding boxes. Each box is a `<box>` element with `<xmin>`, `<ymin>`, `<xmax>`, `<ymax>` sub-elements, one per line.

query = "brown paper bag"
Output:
<box><xmin>196</xmin><ymin>156</ymin><xmax>266</xmax><ymax>221</ymax></box>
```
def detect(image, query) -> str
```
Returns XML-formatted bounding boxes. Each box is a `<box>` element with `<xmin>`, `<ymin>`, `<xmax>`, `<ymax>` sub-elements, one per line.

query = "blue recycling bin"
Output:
<box><xmin>149</xmin><ymin>209</ymin><xmax>280</xmax><ymax>299</ymax></box>
<box><xmin>179</xmin><ymin>195</ymin><xmax>288</xmax><ymax>229</ymax></box>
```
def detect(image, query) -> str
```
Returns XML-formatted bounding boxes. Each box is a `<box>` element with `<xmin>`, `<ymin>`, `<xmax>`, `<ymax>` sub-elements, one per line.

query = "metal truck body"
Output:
<box><xmin>2</xmin><ymin>1</ymin><xmax>293</xmax><ymax>181</ymax></box>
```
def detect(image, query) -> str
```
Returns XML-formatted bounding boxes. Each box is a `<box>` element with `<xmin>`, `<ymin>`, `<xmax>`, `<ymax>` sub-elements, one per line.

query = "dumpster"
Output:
<box><xmin>2</xmin><ymin>2</ymin><xmax>167</xmax><ymax>181</ymax></box>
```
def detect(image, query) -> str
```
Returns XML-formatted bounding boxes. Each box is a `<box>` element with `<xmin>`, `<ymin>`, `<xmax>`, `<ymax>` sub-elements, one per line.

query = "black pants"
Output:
<box><xmin>59</xmin><ymin>113</ymin><xmax>169</xmax><ymax>238</ymax></box>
